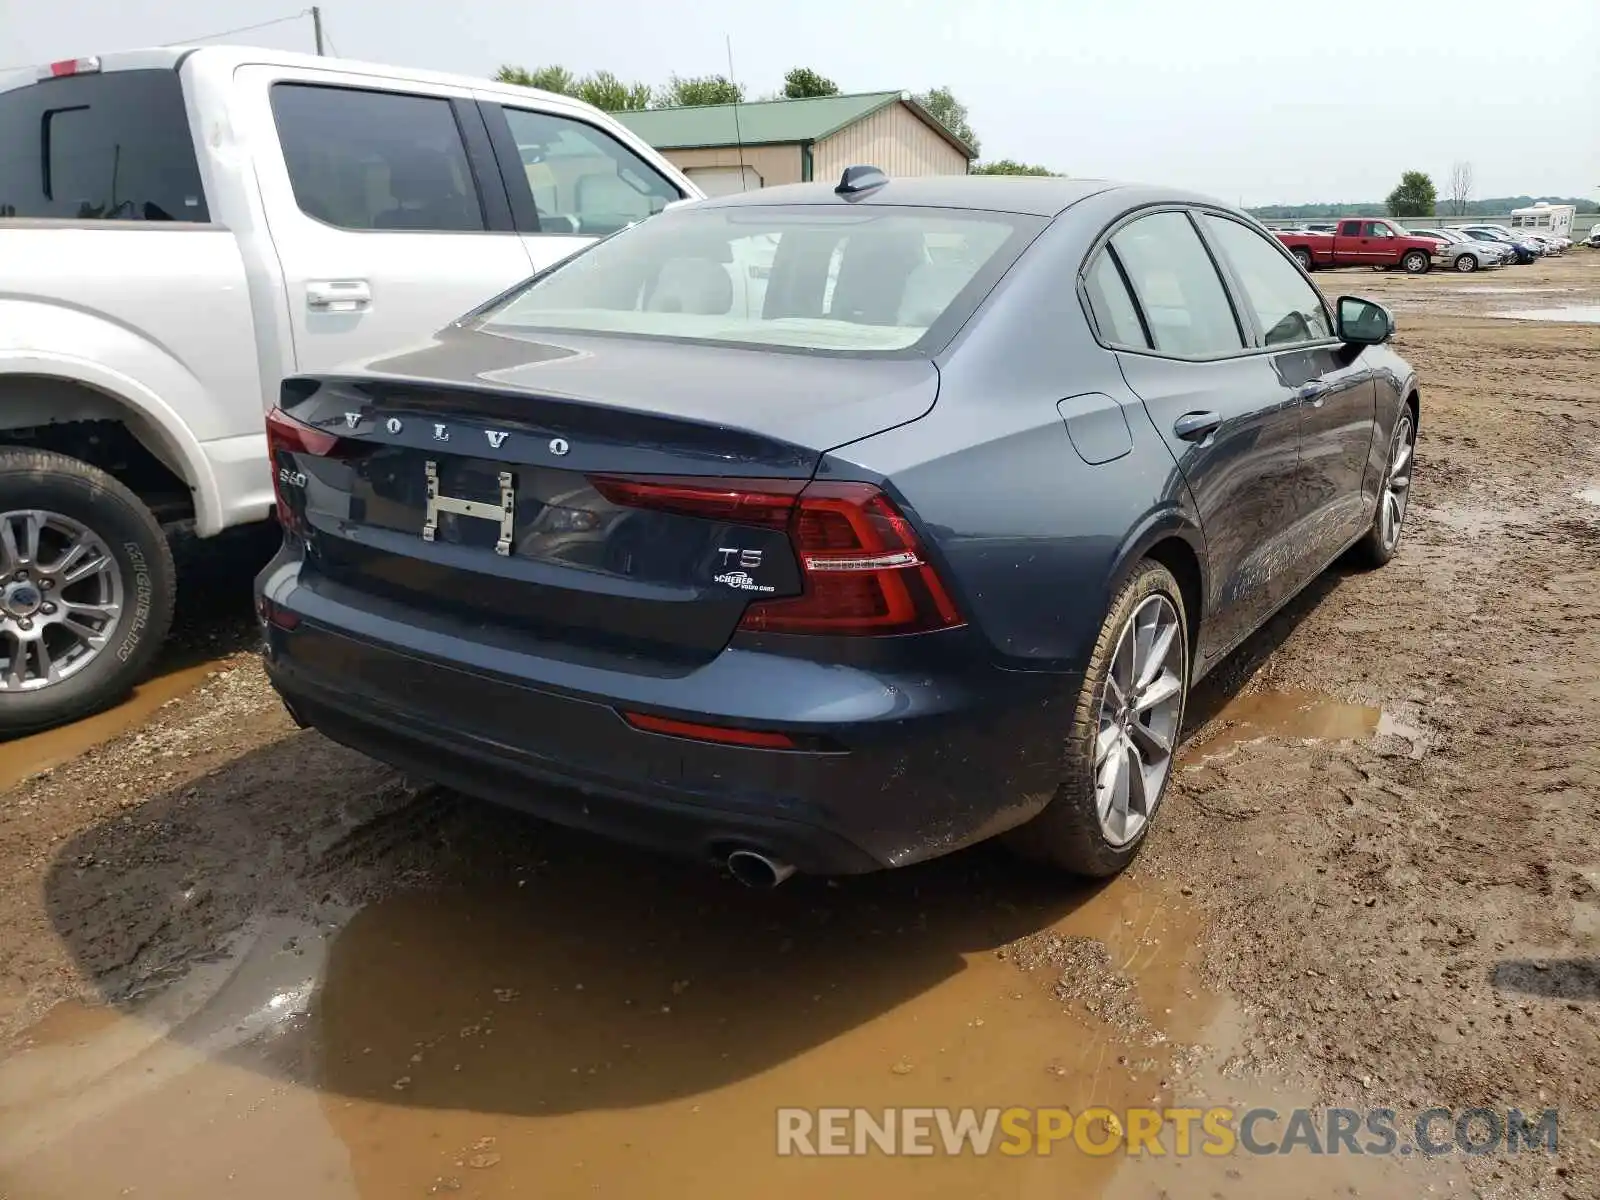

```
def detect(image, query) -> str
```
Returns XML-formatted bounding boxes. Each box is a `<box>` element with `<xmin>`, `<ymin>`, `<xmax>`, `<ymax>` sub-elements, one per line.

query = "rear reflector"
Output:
<box><xmin>255</xmin><ymin>596</ymin><xmax>301</xmax><ymax>631</ymax></box>
<box><xmin>621</xmin><ymin>710</ymin><xmax>797</xmax><ymax>749</ymax></box>
<box><xmin>590</xmin><ymin>474</ymin><xmax>963</xmax><ymax>637</ymax></box>
<box><xmin>44</xmin><ymin>56</ymin><xmax>101</xmax><ymax>78</ymax></box>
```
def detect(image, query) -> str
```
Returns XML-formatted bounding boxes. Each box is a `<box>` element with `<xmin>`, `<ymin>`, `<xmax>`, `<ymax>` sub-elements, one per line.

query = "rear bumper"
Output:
<box><xmin>257</xmin><ymin>562</ymin><xmax>1074</xmax><ymax>874</ymax></box>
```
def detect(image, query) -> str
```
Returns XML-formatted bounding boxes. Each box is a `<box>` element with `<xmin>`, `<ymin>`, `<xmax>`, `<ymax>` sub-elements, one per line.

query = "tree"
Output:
<box><xmin>783</xmin><ymin>67</ymin><xmax>839</xmax><ymax>98</ymax></box>
<box><xmin>658</xmin><ymin>74</ymin><xmax>743</xmax><ymax>107</ymax></box>
<box><xmin>1448</xmin><ymin>161</ymin><xmax>1474</xmax><ymax>216</ymax></box>
<box><xmin>913</xmin><ymin>85</ymin><xmax>979</xmax><ymax>157</ymax></box>
<box><xmin>1385</xmin><ymin>171</ymin><xmax>1437</xmax><ymax>218</ymax></box>
<box><xmin>971</xmin><ymin>159</ymin><xmax>1057</xmax><ymax>176</ymax></box>
<box><xmin>577</xmin><ymin>71</ymin><xmax>653</xmax><ymax>112</ymax></box>
<box><xmin>495</xmin><ymin>64</ymin><xmax>578</xmax><ymax>96</ymax></box>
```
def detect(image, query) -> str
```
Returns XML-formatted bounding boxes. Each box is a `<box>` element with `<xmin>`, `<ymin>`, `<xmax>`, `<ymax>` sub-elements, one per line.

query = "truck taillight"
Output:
<box><xmin>589</xmin><ymin>475</ymin><xmax>964</xmax><ymax>637</ymax></box>
<box><xmin>42</xmin><ymin>56</ymin><xmax>101</xmax><ymax>78</ymax></box>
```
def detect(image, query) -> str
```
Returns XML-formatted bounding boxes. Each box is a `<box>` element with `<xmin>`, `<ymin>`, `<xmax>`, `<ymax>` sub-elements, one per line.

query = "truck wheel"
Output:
<box><xmin>1291</xmin><ymin>247</ymin><xmax>1314</xmax><ymax>272</ymax></box>
<box><xmin>0</xmin><ymin>449</ymin><xmax>176</xmax><ymax>736</ymax></box>
<box><xmin>1402</xmin><ymin>250</ymin><xmax>1430</xmax><ymax>274</ymax></box>
<box><xmin>1455</xmin><ymin>253</ymin><xmax>1479</xmax><ymax>273</ymax></box>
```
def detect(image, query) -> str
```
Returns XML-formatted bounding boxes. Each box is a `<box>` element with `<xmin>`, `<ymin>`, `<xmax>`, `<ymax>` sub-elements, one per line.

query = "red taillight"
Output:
<box><xmin>591</xmin><ymin>474</ymin><xmax>963</xmax><ymax>637</ymax></box>
<box><xmin>267</xmin><ymin>406</ymin><xmax>345</xmax><ymax>458</ymax></box>
<box><xmin>44</xmin><ymin>56</ymin><xmax>101</xmax><ymax>78</ymax></box>
<box><xmin>589</xmin><ymin>475</ymin><xmax>803</xmax><ymax>529</ymax></box>
<box><xmin>621</xmin><ymin>710</ymin><xmax>797</xmax><ymax>749</ymax></box>
<box><xmin>266</xmin><ymin>407</ymin><xmax>359</xmax><ymax>533</ymax></box>
<box><xmin>255</xmin><ymin>595</ymin><xmax>301</xmax><ymax>631</ymax></box>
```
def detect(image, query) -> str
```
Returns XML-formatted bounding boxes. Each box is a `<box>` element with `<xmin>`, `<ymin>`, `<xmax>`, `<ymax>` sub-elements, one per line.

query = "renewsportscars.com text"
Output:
<box><xmin>776</xmin><ymin>1106</ymin><xmax>1560</xmax><ymax>1158</ymax></box>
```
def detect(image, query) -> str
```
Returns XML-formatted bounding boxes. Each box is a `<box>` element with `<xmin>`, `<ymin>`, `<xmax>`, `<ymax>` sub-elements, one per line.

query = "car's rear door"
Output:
<box><xmin>237</xmin><ymin>65</ymin><xmax>537</xmax><ymax>375</ymax></box>
<box><xmin>1086</xmin><ymin>209</ymin><xmax>1303</xmax><ymax>663</ymax></box>
<box><xmin>1197</xmin><ymin>212</ymin><xmax>1376</xmax><ymax>578</ymax></box>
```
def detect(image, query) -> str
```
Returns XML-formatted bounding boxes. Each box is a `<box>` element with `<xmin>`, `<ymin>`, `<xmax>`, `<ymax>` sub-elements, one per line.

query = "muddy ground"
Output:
<box><xmin>0</xmin><ymin>255</ymin><xmax>1596</xmax><ymax>1199</ymax></box>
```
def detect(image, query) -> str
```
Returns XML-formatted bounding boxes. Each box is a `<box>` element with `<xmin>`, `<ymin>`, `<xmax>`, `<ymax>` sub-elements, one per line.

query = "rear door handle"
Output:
<box><xmin>306</xmin><ymin>280</ymin><xmax>371</xmax><ymax>311</ymax></box>
<box><xmin>1297</xmin><ymin>383</ymin><xmax>1330</xmax><ymax>407</ymax></box>
<box><xmin>1174</xmin><ymin>411</ymin><xmax>1222</xmax><ymax>442</ymax></box>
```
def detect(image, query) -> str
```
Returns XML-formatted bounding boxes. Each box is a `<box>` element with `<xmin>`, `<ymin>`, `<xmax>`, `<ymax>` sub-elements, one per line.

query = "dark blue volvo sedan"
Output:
<box><xmin>256</xmin><ymin>169</ymin><xmax>1418</xmax><ymax>885</ymax></box>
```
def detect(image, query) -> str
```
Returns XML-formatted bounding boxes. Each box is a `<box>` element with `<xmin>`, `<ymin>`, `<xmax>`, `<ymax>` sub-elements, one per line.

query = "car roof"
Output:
<box><xmin>692</xmin><ymin>175</ymin><xmax>1156</xmax><ymax>218</ymax></box>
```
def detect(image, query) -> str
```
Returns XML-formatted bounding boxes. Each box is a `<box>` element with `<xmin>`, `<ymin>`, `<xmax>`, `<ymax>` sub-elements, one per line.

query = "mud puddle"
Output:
<box><xmin>0</xmin><ymin>838</ymin><xmax>1459</xmax><ymax>1198</ymax></box>
<box><xmin>1183</xmin><ymin>689</ymin><xmax>1376</xmax><ymax>766</ymax></box>
<box><xmin>1491</xmin><ymin>305</ymin><xmax>1600</xmax><ymax>324</ymax></box>
<box><xmin>1577</xmin><ymin>486</ymin><xmax>1600</xmax><ymax>507</ymax></box>
<box><xmin>0</xmin><ymin>659</ymin><xmax>226</xmax><ymax>792</ymax></box>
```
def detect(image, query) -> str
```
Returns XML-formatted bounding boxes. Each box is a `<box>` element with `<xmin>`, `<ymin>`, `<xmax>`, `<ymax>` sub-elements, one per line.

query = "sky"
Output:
<box><xmin>2</xmin><ymin>0</ymin><xmax>1596</xmax><ymax>207</ymax></box>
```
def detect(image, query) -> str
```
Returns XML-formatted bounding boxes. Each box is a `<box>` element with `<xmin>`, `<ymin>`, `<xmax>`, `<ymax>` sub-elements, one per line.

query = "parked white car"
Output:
<box><xmin>0</xmin><ymin>46</ymin><xmax>699</xmax><ymax>733</ymax></box>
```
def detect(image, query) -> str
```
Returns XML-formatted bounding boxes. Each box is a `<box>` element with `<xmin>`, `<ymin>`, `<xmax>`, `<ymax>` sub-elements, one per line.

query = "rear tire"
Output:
<box><xmin>1402</xmin><ymin>250</ymin><xmax>1430</xmax><ymax>274</ymax></box>
<box><xmin>1005</xmin><ymin>560</ymin><xmax>1189</xmax><ymax>877</ymax></box>
<box><xmin>1291</xmin><ymin>247</ymin><xmax>1314</xmax><ymax>272</ymax></box>
<box><xmin>0</xmin><ymin>449</ymin><xmax>176</xmax><ymax>736</ymax></box>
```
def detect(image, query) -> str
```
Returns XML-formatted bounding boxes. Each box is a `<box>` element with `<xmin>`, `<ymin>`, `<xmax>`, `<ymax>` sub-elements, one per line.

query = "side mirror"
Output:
<box><xmin>1336</xmin><ymin>296</ymin><xmax>1395</xmax><ymax>346</ymax></box>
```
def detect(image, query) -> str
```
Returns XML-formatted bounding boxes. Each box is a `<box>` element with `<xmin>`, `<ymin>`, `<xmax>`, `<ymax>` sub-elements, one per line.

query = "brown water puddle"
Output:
<box><xmin>0</xmin><ymin>659</ymin><xmax>223</xmax><ymax>793</ymax></box>
<box><xmin>0</xmin><ymin>844</ymin><xmax>1460</xmax><ymax>1199</ymax></box>
<box><xmin>1182</xmin><ymin>689</ymin><xmax>1380</xmax><ymax>765</ymax></box>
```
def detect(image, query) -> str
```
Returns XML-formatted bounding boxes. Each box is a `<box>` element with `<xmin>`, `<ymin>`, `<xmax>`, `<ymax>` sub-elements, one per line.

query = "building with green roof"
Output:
<box><xmin>615</xmin><ymin>91</ymin><xmax>973</xmax><ymax>195</ymax></box>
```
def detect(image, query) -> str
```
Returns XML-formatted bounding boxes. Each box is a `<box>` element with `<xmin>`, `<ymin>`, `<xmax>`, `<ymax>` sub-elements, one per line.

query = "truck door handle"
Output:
<box><xmin>306</xmin><ymin>280</ymin><xmax>371</xmax><ymax>311</ymax></box>
<box><xmin>1174</xmin><ymin>411</ymin><xmax>1221</xmax><ymax>442</ymax></box>
<box><xmin>1297</xmin><ymin>383</ymin><xmax>1330</xmax><ymax>407</ymax></box>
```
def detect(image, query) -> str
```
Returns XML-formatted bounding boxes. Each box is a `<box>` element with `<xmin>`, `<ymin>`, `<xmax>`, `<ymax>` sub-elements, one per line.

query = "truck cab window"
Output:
<box><xmin>270</xmin><ymin>84</ymin><xmax>485</xmax><ymax>232</ymax></box>
<box><xmin>498</xmin><ymin>107</ymin><xmax>679</xmax><ymax>237</ymax></box>
<box><xmin>0</xmin><ymin>70</ymin><xmax>208</xmax><ymax>221</ymax></box>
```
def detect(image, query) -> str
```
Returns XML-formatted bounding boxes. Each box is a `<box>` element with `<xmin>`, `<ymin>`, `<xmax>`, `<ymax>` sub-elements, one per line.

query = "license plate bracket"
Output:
<box><xmin>422</xmin><ymin>461</ymin><xmax>516</xmax><ymax>556</ymax></box>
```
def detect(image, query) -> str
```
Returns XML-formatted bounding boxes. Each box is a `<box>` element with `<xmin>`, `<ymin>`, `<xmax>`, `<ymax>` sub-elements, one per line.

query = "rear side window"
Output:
<box><xmin>270</xmin><ymin>84</ymin><xmax>484</xmax><ymax>232</ymax></box>
<box><xmin>1200</xmin><ymin>215</ymin><xmax>1332</xmax><ymax>347</ymax></box>
<box><xmin>0</xmin><ymin>70</ymin><xmax>208</xmax><ymax>221</ymax></box>
<box><xmin>1082</xmin><ymin>251</ymin><xmax>1148</xmax><ymax>348</ymax></box>
<box><xmin>1109</xmin><ymin>211</ymin><xmax>1242</xmax><ymax>357</ymax></box>
<box><xmin>498</xmin><ymin>107</ymin><xmax>679</xmax><ymax>236</ymax></box>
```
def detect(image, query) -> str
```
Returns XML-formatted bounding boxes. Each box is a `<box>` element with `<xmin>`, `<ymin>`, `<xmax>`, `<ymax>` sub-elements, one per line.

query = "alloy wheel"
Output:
<box><xmin>1380</xmin><ymin>415</ymin><xmax>1415</xmax><ymax>552</ymax></box>
<box><xmin>1094</xmin><ymin>594</ymin><xmax>1184</xmax><ymax>846</ymax></box>
<box><xmin>0</xmin><ymin>510</ymin><xmax>124</xmax><ymax>692</ymax></box>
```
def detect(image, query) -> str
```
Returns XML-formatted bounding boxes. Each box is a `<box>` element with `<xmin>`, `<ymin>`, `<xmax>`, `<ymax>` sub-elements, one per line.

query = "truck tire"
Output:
<box><xmin>0</xmin><ymin>448</ymin><xmax>176</xmax><ymax>736</ymax></box>
<box><xmin>1401</xmin><ymin>250</ymin><xmax>1430</xmax><ymax>274</ymax></box>
<box><xmin>1290</xmin><ymin>247</ymin><xmax>1314</xmax><ymax>272</ymax></box>
<box><xmin>1455</xmin><ymin>253</ymin><xmax>1479</xmax><ymax>273</ymax></box>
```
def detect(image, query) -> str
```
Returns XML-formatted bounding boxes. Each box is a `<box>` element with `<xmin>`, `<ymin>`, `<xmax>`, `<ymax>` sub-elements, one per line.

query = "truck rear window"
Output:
<box><xmin>0</xmin><ymin>69</ymin><xmax>208</xmax><ymax>221</ymax></box>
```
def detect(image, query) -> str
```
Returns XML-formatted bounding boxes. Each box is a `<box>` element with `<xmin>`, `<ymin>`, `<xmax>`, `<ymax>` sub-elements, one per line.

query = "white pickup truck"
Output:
<box><xmin>0</xmin><ymin>45</ymin><xmax>699</xmax><ymax>734</ymax></box>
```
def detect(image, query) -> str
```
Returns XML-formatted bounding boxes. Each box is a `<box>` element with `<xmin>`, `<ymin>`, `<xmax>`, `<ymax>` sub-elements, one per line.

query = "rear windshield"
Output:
<box><xmin>476</xmin><ymin>204</ymin><xmax>1043</xmax><ymax>354</ymax></box>
<box><xmin>0</xmin><ymin>69</ymin><xmax>207</xmax><ymax>221</ymax></box>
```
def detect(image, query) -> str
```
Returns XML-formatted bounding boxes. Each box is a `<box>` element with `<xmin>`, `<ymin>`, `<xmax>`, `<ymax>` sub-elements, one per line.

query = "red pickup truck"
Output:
<box><xmin>1274</xmin><ymin>219</ymin><xmax>1445</xmax><ymax>275</ymax></box>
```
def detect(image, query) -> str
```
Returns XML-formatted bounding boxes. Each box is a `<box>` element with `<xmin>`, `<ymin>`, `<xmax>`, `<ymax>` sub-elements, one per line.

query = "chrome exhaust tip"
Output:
<box><xmin>726</xmin><ymin>849</ymin><xmax>796</xmax><ymax>889</ymax></box>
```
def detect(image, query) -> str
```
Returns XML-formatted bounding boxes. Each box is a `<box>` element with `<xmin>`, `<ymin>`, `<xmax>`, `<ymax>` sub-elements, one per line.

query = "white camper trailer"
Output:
<box><xmin>1510</xmin><ymin>202</ymin><xmax>1576</xmax><ymax>240</ymax></box>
